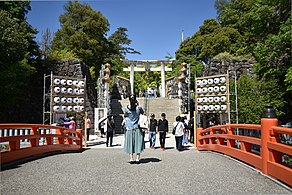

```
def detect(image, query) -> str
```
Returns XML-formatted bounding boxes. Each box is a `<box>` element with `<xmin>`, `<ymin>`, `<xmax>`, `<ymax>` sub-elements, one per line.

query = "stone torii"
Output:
<box><xmin>122</xmin><ymin>59</ymin><xmax>173</xmax><ymax>98</ymax></box>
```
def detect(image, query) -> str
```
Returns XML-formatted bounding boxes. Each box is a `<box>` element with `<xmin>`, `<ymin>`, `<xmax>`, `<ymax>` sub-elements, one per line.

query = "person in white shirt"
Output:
<box><xmin>173</xmin><ymin>116</ymin><xmax>185</xmax><ymax>151</ymax></box>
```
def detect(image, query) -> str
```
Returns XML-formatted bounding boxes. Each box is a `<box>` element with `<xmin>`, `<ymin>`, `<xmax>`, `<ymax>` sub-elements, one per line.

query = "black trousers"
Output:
<box><xmin>159</xmin><ymin>132</ymin><xmax>166</xmax><ymax>148</ymax></box>
<box><xmin>86</xmin><ymin>128</ymin><xmax>90</xmax><ymax>141</ymax></box>
<box><xmin>175</xmin><ymin>135</ymin><xmax>183</xmax><ymax>151</ymax></box>
<box><xmin>106</xmin><ymin>131</ymin><xmax>113</xmax><ymax>146</ymax></box>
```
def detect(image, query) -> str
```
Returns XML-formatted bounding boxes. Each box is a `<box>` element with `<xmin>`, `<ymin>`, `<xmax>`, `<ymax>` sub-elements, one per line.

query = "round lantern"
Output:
<box><xmin>73</xmin><ymin>80</ymin><xmax>79</xmax><ymax>86</ymax></box>
<box><xmin>220</xmin><ymin>77</ymin><xmax>226</xmax><ymax>84</ymax></box>
<box><xmin>202</xmin><ymin>88</ymin><xmax>208</xmax><ymax>93</ymax></box>
<box><xmin>67</xmin><ymin>106</ymin><xmax>73</xmax><ymax>112</ymax></box>
<box><xmin>214</xmin><ymin>97</ymin><xmax>220</xmax><ymax>102</ymax></box>
<box><xmin>79</xmin><ymin>98</ymin><xmax>85</xmax><ymax>104</ymax></box>
<box><xmin>79</xmin><ymin>106</ymin><xmax>84</xmax><ymax>112</ymax></box>
<box><xmin>197</xmin><ymin>88</ymin><xmax>202</xmax><ymax>94</ymax></box>
<box><xmin>202</xmin><ymin>97</ymin><xmax>208</xmax><ymax>103</ymax></box>
<box><xmin>67</xmin><ymin>88</ymin><xmax>73</xmax><ymax>94</ymax></box>
<box><xmin>74</xmin><ymin>89</ymin><xmax>80</xmax><ymax>95</ymax></box>
<box><xmin>61</xmin><ymin>97</ymin><xmax>66</xmax><ymax>103</ymax></box>
<box><xmin>67</xmin><ymin>98</ymin><xmax>73</xmax><ymax>103</ymax></box>
<box><xmin>54</xmin><ymin>79</ymin><xmax>60</xmax><ymax>85</ymax></box>
<box><xmin>220</xmin><ymin>96</ymin><xmax>227</xmax><ymax>102</ymax></box>
<box><xmin>78</xmin><ymin>81</ymin><xmax>85</xmax><ymax>87</ymax></box>
<box><xmin>197</xmin><ymin>105</ymin><xmax>203</xmax><ymax>111</ymax></box>
<box><xmin>220</xmin><ymin>86</ymin><xmax>226</xmax><ymax>92</ymax></box>
<box><xmin>201</xmin><ymin>79</ymin><xmax>208</xmax><ymax>86</ymax></box>
<box><xmin>203</xmin><ymin>105</ymin><xmax>209</xmax><ymax>111</ymax></box>
<box><xmin>214</xmin><ymin>105</ymin><xmax>221</xmax><ymax>111</ymax></box>
<box><xmin>73</xmin><ymin>106</ymin><xmax>79</xmax><ymax>112</ymax></box>
<box><xmin>54</xmin><ymin>97</ymin><xmax>60</xmax><ymax>103</ymax></box>
<box><xmin>208</xmin><ymin>87</ymin><xmax>214</xmax><ymax>93</ymax></box>
<box><xmin>73</xmin><ymin>98</ymin><xmax>79</xmax><ymax>104</ymax></box>
<box><xmin>196</xmin><ymin>80</ymin><xmax>202</xmax><ymax>86</ymax></box>
<box><xmin>61</xmin><ymin>87</ymin><xmax>67</xmax><ymax>93</ymax></box>
<box><xmin>80</xmin><ymin>89</ymin><xmax>85</xmax><ymax>94</ymax></box>
<box><xmin>208</xmin><ymin>97</ymin><xmax>214</xmax><ymax>103</ymax></box>
<box><xmin>60</xmin><ymin>79</ymin><xmax>67</xmax><ymax>85</ymax></box>
<box><xmin>214</xmin><ymin>86</ymin><xmax>220</xmax><ymax>93</ymax></box>
<box><xmin>61</xmin><ymin>106</ymin><xmax>67</xmax><ymax>112</ymax></box>
<box><xmin>67</xmin><ymin>80</ymin><xmax>73</xmax><ymax>86</ymax></box>
<box><xmin>208</xmin><ymin>105</ymin><xmax>214</xmax><ymax>111</ymax></box>
<box><xmin>197</xmin><ymin>98</ymin><xmax>203</xmax><ymax>103</ymax></box>
<box><xmin>53</xmin><ymin>106</ymin><xmax>60</xmax><ymax>112</ymax></box>
<box><xmin>221</xmin><ymin>105</ymin><xmax>227</xmax><ymax>111</ymax></box>
<box><xmin>214</xmin><ymin>78</ymin><xmax>220</xmax><ymax>84</ymax></box>
<box><xmin>54</xmin><ymin>87</ymin><xmax>60</xmax><ymax>94</ymax></box>
<box><xmin>207</xmin><ymin>79</ymin><xmax>214</xmax><ymax>85</ymax></box>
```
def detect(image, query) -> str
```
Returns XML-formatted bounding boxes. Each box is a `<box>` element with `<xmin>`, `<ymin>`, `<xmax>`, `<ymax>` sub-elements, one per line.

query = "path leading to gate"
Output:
<box><xmin>1</xmin><ymin>134</ymin><xmax>291</xmax><ymax>194</ymax></box>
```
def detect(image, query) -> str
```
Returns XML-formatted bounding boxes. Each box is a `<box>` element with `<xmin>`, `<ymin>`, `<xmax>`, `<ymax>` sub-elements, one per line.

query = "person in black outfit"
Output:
<box><xmin>158</xmin><ymin>113</ymin><xmax>168</xmax><ymax>151</ymax></box>
<box><xmin>106</xmin><ymin>116</ymin><xmax>115</xmax><ymax>147</ymax></box>
<box><xmin>148</xmin><ymin>113</ymin><xmax>158</xmax><ymax>149</ymax></box>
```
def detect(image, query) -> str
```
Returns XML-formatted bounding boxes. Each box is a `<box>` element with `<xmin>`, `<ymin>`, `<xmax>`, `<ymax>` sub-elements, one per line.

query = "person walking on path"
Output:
<box><xmin>158</xmin><ymin>113</ymin><xmax>168</xmax><ymax>151</ymax></box>
<box><xmin>148</xmin><ymin>113</ymin><xmax>158</xmax><ymax>149</ymax></box>
<box><xmin>182</xmin><ymin>116</ymin><xmax>189</xmax><ymax>146</ymax></box>
<box><xmin>85</xmin><ymin>115</ymin><xmax>91</xmax><ymax>141</ymax></box>
<box><xmin>123</xmin><ymin>94</ymin><xmax>145</xmax><ymax>164</ymax></box>
<box><xmin>173</xmin><ymin>116</ymin><xmax>184</xmax><ymax>151</ymax></box>
<box><xmin>106</xmin><ymin>116</ymin><xmax>115</xmax><ymax>147</ymax></box>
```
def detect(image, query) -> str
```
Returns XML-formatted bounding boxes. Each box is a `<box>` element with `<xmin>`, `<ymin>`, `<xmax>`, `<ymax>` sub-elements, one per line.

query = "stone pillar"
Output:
<box><xmin>161</xmin><ymin>63</ymin><xmax>166</xmax><ymax>98</ymax></box>
<box><xmin>130</xmin><ymin>64</ymin><xmax>134</xmax><ymax>94</ymax></box>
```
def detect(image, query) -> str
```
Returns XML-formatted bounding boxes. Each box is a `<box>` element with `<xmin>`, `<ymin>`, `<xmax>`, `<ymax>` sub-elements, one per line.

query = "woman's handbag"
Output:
<box><xmin>172</xmin><ymin>122</ymin><xmax>179</xmax><ymax>135</ymax></box>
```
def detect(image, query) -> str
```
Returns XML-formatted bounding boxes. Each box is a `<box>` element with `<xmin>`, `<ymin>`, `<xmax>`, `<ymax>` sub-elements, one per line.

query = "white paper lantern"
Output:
<box><xmin>54</xmin><ymin>87</ymin><xmax>60</xmax><ymax>94</ymax></box>
<box><xmin>197</xmin><ymin>98</ymin><xmax>203</xmax><ymax>103</ymax></box>
<box><xmin>54</xmin><ymin>79</ymin><xmax>60</xmax><ymax>85</ymax></box>
<box><xmin>73</xmin><ymin>106</ymin><xmax>79</xmax><ymax>112</ymax></box>
<box><xmin>80</xmin><ymin>89</ymin><xmax>85</xmax><ymax>94</ymax></box>
<box><xmin>197</xmin><ymin>105</ymin><xmax>203</xmax><ymax>111</ymax></box>
<box><xmin>78</xmin><ymin>81</ymin><xmax>85</xmax><ymax>87</ymax></box>
<box><xmin>202</xmin><ymin>97</ymin><xmax>208</xmax><ymax>103</ymax></box>
<box><xmin>203</xmin><ymin>105</ymin><xmax>209</xmax><ymax>111</ymax></box>
<box><xmin>79</xmin><ymin>106</ymin><xmax>84</xmax><ymax>111</ymax></box>
<box><xmin>54</xmin><ymin>97</ymin><xmax>60</xmax><ymax>103</ymax></box>
<box><xmin>201</xmin><ymin>79</ymin><xmax>208</xmax><ymax>86</ymax></box>
<box><xmin>74</xmin><ymin>89</ymin><xmax>80</xmax><ymax>95</ymax></box>
<box><xmin>207</xmin><ymin>78</ymin><xmax>214</xmax><ymax>85</ymax></box>
<box><xmin>67</xmin><ymin>98</ymin><xmax>72</xmax><ymax>103</ymax></box>
<box><xmin>196</xmin><ymin>80</ymin><xmax>202</xmax><ymax>86</ymax></box>
<box><xmin>214</xmin><ymin>97</ymin><xmax>220</xmax><ymax>102</ymax></box>
<box><xmin>61</xmin><ymin>87</ymin><xmax>67</xmax><ymax>93</ymax></box>
<box><xmin>61</xmin><ymin>106</ymin><xmax>67</xmax><ymax>112</ymax></box>
<box><xmin>197</xmin><ymin>88</ymin><xmax>202</xmax><ymax>94</ymax></box>
<box><xmin>67</xmin><ymin>88</ymin><xmax>73</xmax><ymax>94</ymax></box>
<box><xmin>220</xmin><ymin>96</ymin><xmax>227</xmax><ymax>102</ymax></box>
<box><xmin>208</xmin><ymin>105</ymin><xmax>214</xmax><ymax>111</ymax></box>
<box><xmin>221</xmin><ymin>105</ymin><xmax>227</xmax><ymax>111</ymax></box>
<box><xmin>53</xmin><ymin>106</ymin><xmax>60</xmax><ymax>112</ymax></box>
<box><xmin>220</xmin><ymin>77</ymin><xmax>226</xmax><ymax>84</ymax></box>
<box><xmin>61</xmin><ymin>97</ymin><xmax>66</xmax><ymax>103</ymax></box>
<box><xmin>73</xmin><ymin>80</ymin><xmax>79</xmax><ymax>86</ymax></box>
<box><xmin>214</xmin><ymin>78</ymin><xmax>220</xmax><ymax>84</ymax></box>
<box><xmin>202</xmin><ymin>88</ymin><xmax>208</xmax><ymax>93</ymax></box>
<box><xmin>220</xmin><ymin>86</ymin><xmax>226</xmax><ymax>92</ymax></box>
<box><xmin>61</xmin><ymin>79</ymin><xmax>67</xmax><ymax>85</ymax></box>
<box><xmin>79</xmin><ymin>98</ymin><xmax>85</xmax><ymax>104</ymax></box>
<box><xmin>208</xmin><ymin>97</ymin><xmax>214</xmax><ymax>103</ymax></box>
<box><xmin>208</xmin><ymin>87</ymin><xmax>214</xmax><ymax>93</ymax></box>
<box><xmin>73</xmin><ymin>98</ymin><xmax>79</xmax><ymax>103</ymax></box>
<box><xmin>214</xmin><ymin>105</ymin><xmax>221</xmax><ymax>111</ymax></box>
<box><xmin>214</xmin><ymin>86</ymin><xmax>220</xmax><ymax>93</ymax></box>
<box><xmin>67</xmin><ymin>106</ymin><xmax>73</xmax><ymax>112</ymax></box>
<box><xmin>67</xmin><ymin>80</ymin><xmax>73</xmax><ymax>86</ymax></box>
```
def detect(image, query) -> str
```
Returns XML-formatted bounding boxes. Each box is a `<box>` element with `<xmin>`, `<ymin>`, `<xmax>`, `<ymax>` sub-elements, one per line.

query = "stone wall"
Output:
<box><xmin>204</xmin><ymin>59</ymin><xmax>255</xmax><ymax>78</ymax></box>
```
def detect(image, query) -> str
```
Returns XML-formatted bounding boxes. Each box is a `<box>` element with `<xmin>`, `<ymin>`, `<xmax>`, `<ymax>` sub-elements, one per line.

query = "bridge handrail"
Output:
<box><xmin>0</xmin><ymin>123</ymin><xmax>83</xmax><ymax>164</ymax></box>
<box><xmin>196</xmin><ymin>119</ymin><xmax>292</xmax><ymax>186</ymax></box>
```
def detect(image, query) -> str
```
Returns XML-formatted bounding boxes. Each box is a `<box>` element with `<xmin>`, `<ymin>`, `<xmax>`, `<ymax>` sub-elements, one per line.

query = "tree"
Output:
<box><xmin>51</xmin><ymin>1</ymin><xmax>110</xmax><ymax>73</ymax></box>
<box><xmin>0</xmin><ymin>1</ymin><xmax>38</xmax><ymax>110</ymax></box>
<box><xmin>39</xmin><ymin>28</ymin><xmax>52</xmax><ymax>59</ymax></box>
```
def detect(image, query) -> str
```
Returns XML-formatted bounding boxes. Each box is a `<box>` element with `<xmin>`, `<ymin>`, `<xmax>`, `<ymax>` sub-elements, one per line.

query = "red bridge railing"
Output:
<box><xmin>196</xmin><ymin>117</ymin><xmax>292</xmax><ymax>186</ymax></box>
<box><xmin>0</xmin><ymin>124</ymin><xmax>83</xmax><ymax>164</ymax></box>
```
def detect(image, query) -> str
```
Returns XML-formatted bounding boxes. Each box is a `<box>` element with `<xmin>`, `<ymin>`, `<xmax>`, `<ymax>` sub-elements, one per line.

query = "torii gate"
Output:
<box><xmin>122</xmin><ymin>60</ymin><xmax>173</xmax><ymax>98</ymax></box>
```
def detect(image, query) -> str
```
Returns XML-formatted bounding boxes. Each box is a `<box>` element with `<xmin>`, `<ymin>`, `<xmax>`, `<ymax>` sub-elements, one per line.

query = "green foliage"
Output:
<box><xmin>51</xmin><ymin>1</ymin><xmax>110</xmax><ymax>72</ymax></box>
<box><xmin>50</xmin><ymin>48</ymin><xmax>79</xmax><ymax>60</ymax></box>
<box><xmin>0</xmin><ymin>1</ymin><xmax>38</xmax><ymax>110</ymax></box>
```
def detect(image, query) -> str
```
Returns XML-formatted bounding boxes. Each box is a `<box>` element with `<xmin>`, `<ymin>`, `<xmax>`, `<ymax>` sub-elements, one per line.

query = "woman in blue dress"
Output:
<box><xmin>123</xmin><ymin>94</ymin><xmax>145</xmax><ymax>164</ymax></box>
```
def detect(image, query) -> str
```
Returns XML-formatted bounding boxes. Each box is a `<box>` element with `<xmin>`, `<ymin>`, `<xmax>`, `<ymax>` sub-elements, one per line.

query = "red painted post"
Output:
<box><xmin>261</xmin><ymin>104</ymin><xmax>278</xmax><ymax>174</ymax></box>
<box><xmin>196</xmin><ymin>128</ymin><xmax>203</xmax><ymax>148</ymax></box>
<box><xmin>30</xmin><ymin>126</ymin><xmax>39</xmax><ymax>147</ymax></box>
<box><xmin>76</xmin><ymin>129</ymin><xmax>83</xmax><ymax>149</ymax></box>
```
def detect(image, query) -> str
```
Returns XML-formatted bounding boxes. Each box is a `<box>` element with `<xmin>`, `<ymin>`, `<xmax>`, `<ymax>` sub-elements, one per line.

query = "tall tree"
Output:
<box><xmin>0</xmin><ymin>1</ymin><xmax>38</xmax><ymax>110</ymax></box>
<box><xmin>39</xmin><ymin>28</ymin><xmax>53</xmax><ymax>60</ymax></box>
<box><xmin>51</xmin><ymin>1</ymin><xmax>110</xmax><ymax>72</ymax></box>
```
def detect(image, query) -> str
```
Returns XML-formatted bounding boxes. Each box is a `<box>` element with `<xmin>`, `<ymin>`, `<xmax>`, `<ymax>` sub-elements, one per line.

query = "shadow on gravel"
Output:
<box><xmin>139</xmin><ymin>157</ymin><xmax>162</xmax><ymax>164</ymax></box>
<box><xmin>1</xmin><ymin>149</ymin><xmax>89</xmax><ymax>171</ymax></box>
<box><xmin>87</xmin><ymin>141</ymin><xmax>106</xmax><ymax>146</ymax></box>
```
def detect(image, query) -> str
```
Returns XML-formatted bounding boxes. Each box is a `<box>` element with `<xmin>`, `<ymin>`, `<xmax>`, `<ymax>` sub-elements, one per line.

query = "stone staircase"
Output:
<box><xmin>111</xmin><ymin>97</ymin><xmax>180</xmax><ymax>133</ymax></box>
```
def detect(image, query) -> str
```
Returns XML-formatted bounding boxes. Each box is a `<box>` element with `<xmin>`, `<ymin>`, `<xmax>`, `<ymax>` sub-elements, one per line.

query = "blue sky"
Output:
<box><xmin>27</xmin><ymin>0</ymin><xmax>217</xmax><ymax>60</ymax></box>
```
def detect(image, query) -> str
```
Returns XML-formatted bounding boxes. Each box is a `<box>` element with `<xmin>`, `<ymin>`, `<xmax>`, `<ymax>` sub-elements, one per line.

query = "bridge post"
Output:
<box><xmin>76</xmin><ymin>129</ymin><xmax>83</xmax><ymax>149</ymax></box>
<box><xmin>261</xmin><ymin>104</ymin><xmax>278</xmax><ymax>174</ymax></box>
